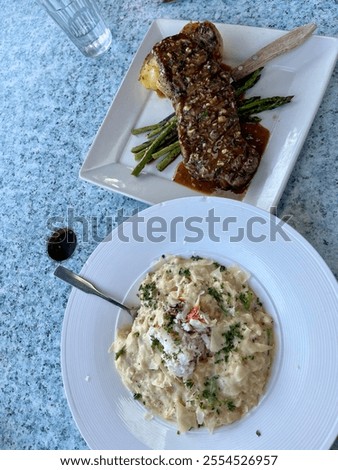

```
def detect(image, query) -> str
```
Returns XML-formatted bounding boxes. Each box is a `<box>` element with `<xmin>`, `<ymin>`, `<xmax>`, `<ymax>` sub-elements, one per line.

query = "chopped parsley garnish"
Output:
<box><xmin>199</xmin><ymin>376</ymin><xmax>237</xmax><ymax>414</ymax></box>
<box><xmin>256</xmin><ymin>297</ymin><xmax>263</xmax><ymax>307</ymax></box>
<box><xmin>185</xmin><ymin>379</ymin><xmax>194</xmax><ymax>389</ymax></box>
<box><xmin>150</xmin><ymin>336</ymin><xmax>164</xmax><ymax>352</ymax></box>
<box><xmin>133</xmin><ymin>393</ymin><xmax>142</xmax><ymax>400</ymax></box>
<box><xmin>224</xmin><ymin>322</ymin><xmax>243</xmax><ymax>344</ymax></box>
<box><xmin>163</xmin><ymin>349</ymin><xmax>181</xmax><ymax>362</ymax></box>
<box><xmin>138</xmin><ymin>281</ymin><xmax>159</xmax><ymax>308</ymax></box>
<box><xmin>216</xmin><ymin>322</ymin><xmax>243</xmax><ymax>363</ymax></box>
<box><xmin>208</xmin><ymin>287</ymin><xmax>228</xmax><ymax>314</ymax></box>
<box><xmin>213</xmin><ymin>262</ymin><xmax>227</xmax><ymax>272</ymax></box>
<box><xmin>199</xmin><ymin>376</ymin><xmax>237</xmax><ymax>413</ymax></box>
<box><xmin>179</xmin><ymin>267</ymin><xmax>191</xmax><ymax>278</ymax></box>
<box><xmin>191</xmin><ymin>255</ymin><xmax>202</xmax><ymax>261</ymax></box>
<box><xmin>178</xmin><ymin>268</ymin><xmax>191</xmax><ymax>278</ymax></box>
<box><xmin>208</xmin><ymin>287</ymin><xmax>222</xmax><ymax>303</ymax></box>
<box><xmin>242</xmin><ymin>354</ymin><xmax>255</xmax><ymax>362</ymax></box>
<box><xmin>163</xmin><ymin>312</ymin><xmax>175</xmax><ymax>333</ymax></box>
<box><xmin>239</xmin><ymin>290</ymin><xmax>253</xmax><ymax>310</ymax></box>
<box><xmin>139</xmin><ymin>281</ymin><xmax>157</xmax><ymax>300</ymax></box>
<box><xmin>115</xmin><ymin>346</ymin><xmax>125</xmax><ymax>360</ymax></box>
<box><xmin>201</xmin><ymin>376</ymin><xmax>219</xmax><ymax>409</ymax></box>
<box><xmin>226</xmin><ymin>400</ymin><xmax>236</xmax><ymax>411</ymax></box>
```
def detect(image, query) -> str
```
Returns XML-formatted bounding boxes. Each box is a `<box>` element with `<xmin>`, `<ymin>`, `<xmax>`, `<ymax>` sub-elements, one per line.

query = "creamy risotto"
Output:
<box><xmin>111</xmin><ymin>255</ymin><xmax>274</xmax><ymax>433</ymax></box>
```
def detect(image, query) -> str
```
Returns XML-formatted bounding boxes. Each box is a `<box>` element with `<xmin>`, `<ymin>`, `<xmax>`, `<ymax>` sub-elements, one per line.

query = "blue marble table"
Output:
<box><xmin>0</xmin><ymin>0</ymin><xmax>337</xmax><ymax>450</ymax></box>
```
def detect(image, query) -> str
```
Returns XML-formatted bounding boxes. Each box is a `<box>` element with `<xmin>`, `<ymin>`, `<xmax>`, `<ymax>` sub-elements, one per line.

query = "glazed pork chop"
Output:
<box><xmin>139</xmin><ymin>21</ymin><xmax>260</xmax><ymax>190</ymax></box>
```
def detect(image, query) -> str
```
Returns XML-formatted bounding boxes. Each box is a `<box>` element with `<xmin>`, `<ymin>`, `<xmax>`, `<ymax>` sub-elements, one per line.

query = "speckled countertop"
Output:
<box><xmin>0</xmin><ymin>0</ymin><xmax>337</xmax><ymax>450</ymax></box>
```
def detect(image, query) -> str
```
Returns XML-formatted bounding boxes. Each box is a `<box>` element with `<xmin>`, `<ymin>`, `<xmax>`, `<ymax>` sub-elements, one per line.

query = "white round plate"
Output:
<box><xmin>61</xmin><ymin>197</ymin><xmax>338</xmax><ymax>449</ymax></box>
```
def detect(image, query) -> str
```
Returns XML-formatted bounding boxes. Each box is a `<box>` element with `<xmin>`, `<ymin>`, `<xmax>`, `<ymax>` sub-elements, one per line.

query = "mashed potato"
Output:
<box><xmin>112</xmin><ymin>255</ymin><xmax>274</xmax><ymax>433</ymax></box>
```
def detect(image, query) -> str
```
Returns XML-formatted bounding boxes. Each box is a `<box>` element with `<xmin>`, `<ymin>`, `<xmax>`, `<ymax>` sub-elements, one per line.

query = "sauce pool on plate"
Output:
<box><xmin>173</xmin><ymin>122</ymin><xmax>270</xmax><ymax>197</ymax></box>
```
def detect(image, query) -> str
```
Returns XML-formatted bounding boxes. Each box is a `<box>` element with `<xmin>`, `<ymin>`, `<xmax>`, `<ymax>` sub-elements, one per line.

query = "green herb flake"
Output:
<box><xmin>151</xmin><ymin>336</ymin><xmax>164</xmax><ymax>352</ymax></box>
<box><xmin>256</xmin><ymin>297</ymin><xmax>263</xmax><ymax>307</ymax></box>
<box><xmin>138</xmin><ymin>281</ymin><xmax>159</xmax><ymax>308</ymax></box>
<box><xmin>216</xmin><ymin>322</ymin><xmax>243</xmax><ymax>363</ymax></box>
<box><xmin>226</xmin><ymin>400</ymin><xmax>236</xmax><ymax>411</ymax></box>
<box><xmin>163</xmin><ymin>313</ymin><xmax>175</xmax><ymax>333</ymax></box>
<box><xmin>208</xmin><ymin>287</ymin><xmax>222</xmax><ymax>303</ymax></box>
<box><xmin>115</xmin><ymin>346</ymin><xmax>126</xmax><ymax>360</ymax></box>
<box><xmin>133</xmin><ymin>393</ymin><xmax>142</xmax><ymax>400</ymax></box>
<box><xmin>179</xmin><ymin>267</ymin><xmax>191</xmax><ymax>279</ymax></box>
<box><xmin>139</xmin><ymin>281</ymin><xmax>158</xmax><ymax>299</ymax></box>
<box><xmin>185</xmin><ymin>379</ymin><xmax>194</xmax><ymax>389</ymax></box>
<box><xmin>201</xmin><ymin>376</ymin><xmax>219</xmax><ymax>408</ymax></box>
<box><xmin>242</xmin><ymin>354</ymin><xmax>255</xmax><ymax>362</ymax></box>
<box><xmin>239</xmin><ymin>290</ymin><xmax>253</xmax><ymax>310</ymax></box>
<box><xmin>208</xmin><ymin>287</ymin><xmax>228</xmax><ymax>314</ymax></box>
<box><xmin>213</xmin><ymin>262</ymin><xmax>227</xmax><ymax>272</ymax></box>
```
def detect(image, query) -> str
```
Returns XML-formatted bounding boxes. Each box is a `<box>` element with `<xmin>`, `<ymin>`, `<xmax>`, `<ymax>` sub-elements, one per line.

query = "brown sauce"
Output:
<box><xmin>173</xmin><ymin>122</ymin><xmax>270</xmax><ymax>197</ymax></box>
<box><xmin>47</xmin><ymin>228</ymin><xmax>77</xmax><ymax>261</ymax></box>
<box><xmin>241</xmin><ymin>122</ymin><xmax>270</xmax><ymax>157</ymax></box>
<box><xmin>221</xmin><ymin>63</ymin><xmax>233</xmax><ymax>73</ymax></box>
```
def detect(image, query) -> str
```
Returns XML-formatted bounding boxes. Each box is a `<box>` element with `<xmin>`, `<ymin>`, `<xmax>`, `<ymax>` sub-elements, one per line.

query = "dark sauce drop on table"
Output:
<box><xmin>47</xmin><ymin>228</ymin><xmax>77</xmax><ymax>261</ymax></box>
<box><xmin>173</xmin><ymin>122</ymin><xmax>270</xmax><ymax>197</ymax></box>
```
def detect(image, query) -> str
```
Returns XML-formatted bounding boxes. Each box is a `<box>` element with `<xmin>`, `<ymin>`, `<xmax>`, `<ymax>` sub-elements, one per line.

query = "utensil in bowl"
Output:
<box><xmin>54</xmin><ymin>265</ymin><xmax>137</xmax><ymax>318</ymax></box>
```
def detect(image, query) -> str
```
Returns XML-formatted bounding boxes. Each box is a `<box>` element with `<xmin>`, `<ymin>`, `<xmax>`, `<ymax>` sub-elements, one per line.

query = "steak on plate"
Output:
<box><xmin>139</xmin><ymin>21</ymin><xmax>260</xmax><ymax>191</ymax></box>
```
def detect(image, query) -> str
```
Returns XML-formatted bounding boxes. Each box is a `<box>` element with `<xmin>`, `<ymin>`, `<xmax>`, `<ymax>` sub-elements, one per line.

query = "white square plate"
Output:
<box><xmin>80</xmin><ymin>20</ymin><xmax>338</xmax><ymax>212</ymax></box>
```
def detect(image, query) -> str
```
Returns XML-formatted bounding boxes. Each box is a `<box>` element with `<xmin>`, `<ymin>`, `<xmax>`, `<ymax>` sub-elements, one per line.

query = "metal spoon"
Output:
<box><xmin>54</xmin><ymin>265</ymin><xmax>137</xmax><ymax>318</ymax></box>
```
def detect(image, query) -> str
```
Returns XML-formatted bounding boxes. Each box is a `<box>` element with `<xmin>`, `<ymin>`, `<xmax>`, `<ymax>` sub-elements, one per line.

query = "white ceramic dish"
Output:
<box><xmin>80</xmin><ymin>20</ymin><xmax>338</xmax><ymax>212</ymax></box>
<box><xmin>61</xmin><ymin>197</ymin><xmax>338</xmax><ymax>449</ymax></box>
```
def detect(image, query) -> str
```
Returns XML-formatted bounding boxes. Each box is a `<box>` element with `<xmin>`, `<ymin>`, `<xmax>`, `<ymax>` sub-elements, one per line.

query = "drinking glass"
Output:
<box><xmin>40</xmin><ymin>0</ymin><xmax>112</xmax><ymax>58</ymax></box>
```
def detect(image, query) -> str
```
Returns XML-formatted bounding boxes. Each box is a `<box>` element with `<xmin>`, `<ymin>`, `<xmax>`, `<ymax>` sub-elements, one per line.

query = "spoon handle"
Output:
<box><xmin>232</xmin><ymin>23</ymin><xmax>317</xmax><ymax>80</ymax></box>
<box><xmin>54</xmin><ymin>265</ymin><xmax>134</xmax><ymax>317</ymax></box>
